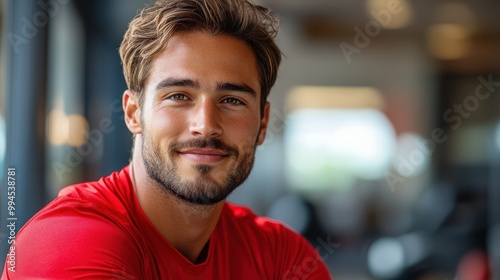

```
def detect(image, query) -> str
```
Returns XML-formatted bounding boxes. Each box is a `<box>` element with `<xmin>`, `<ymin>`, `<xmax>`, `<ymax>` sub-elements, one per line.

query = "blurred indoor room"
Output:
<box><xmin>1</xmin><ymin>0</ymin><xmax>499</xmax><ymax>279</ymax></box>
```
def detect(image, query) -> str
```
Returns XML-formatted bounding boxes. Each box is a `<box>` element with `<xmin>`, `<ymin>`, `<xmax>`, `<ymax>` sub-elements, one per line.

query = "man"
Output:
<box><xmin>2</xmin><ymin>0</ymin><xmax>331</xmax><ymax>279</ymax></box>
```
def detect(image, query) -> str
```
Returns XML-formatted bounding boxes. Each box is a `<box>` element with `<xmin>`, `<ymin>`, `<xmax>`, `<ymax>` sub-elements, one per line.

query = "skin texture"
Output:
<box><xmin>123</xmin><ymin>31</ymin><xmax>270</xmax><ymax>263</ymax></box>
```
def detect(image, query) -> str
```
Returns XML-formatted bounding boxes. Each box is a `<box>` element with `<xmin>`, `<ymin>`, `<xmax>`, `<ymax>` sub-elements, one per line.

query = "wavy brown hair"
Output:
<box><xmin>119</xmin><ymin>0</ymin><xmax>281</xmax><ymax>116</ymax></box>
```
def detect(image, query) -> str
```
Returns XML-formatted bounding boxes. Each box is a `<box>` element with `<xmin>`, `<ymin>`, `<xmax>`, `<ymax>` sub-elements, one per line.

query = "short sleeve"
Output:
<box><xmin>252</xmin><ymin>217</ymin><xmax>331</xmax><ymax>280</ymax></box>
<box><xmin>271</xmin><ymin>224</ymin><xmax>332</xmax><ymax>280</ymax></box>
<box><xmin>1</xmin><ymin>201</ymin><xmax>142</xmax><ymax>280</ymax></box>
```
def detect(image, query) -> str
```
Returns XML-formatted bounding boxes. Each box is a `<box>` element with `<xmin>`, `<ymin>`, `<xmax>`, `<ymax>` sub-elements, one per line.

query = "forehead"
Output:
<box><xmin>145</xmin><ymin>31</ymin><xmax>260</xmax><ymax>95</ymax></box>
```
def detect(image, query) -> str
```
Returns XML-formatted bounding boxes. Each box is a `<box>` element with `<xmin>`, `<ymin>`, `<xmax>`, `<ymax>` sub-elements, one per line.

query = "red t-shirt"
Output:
<box><xmin>2</xmin><ymin>166</ymin><xmax>331</xmax><ymax>279</ymax></box>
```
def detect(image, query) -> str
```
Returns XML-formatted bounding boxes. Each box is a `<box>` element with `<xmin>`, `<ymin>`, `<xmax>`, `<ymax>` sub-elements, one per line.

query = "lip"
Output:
<box><xmin>178</xmin><ymin>148</ymin><xmax>228</xmax><ymax>163</ymax></box>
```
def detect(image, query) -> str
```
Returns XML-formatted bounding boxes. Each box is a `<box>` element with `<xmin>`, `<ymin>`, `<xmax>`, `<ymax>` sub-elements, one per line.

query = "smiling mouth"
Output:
<box><xmin>178</xmin><ymin>148</ymin><xmax>229</xmax><ymax>164</ymax></box>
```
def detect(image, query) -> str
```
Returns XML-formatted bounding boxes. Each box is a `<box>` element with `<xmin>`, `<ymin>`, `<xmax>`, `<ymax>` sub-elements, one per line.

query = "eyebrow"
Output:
<box><xmin>216</xmin><ymin>82</ymin><xmax>256</xmax><ymax>96</ymax></box>
<box><xmin>155</xmin><ymin>78</ymin><xmax>200</xmax><ymax>91</ymax></box>
<box><xmin>155</xmin><ymin>78</ymin><xmax>257</xmax><ymax>97</ymax></box>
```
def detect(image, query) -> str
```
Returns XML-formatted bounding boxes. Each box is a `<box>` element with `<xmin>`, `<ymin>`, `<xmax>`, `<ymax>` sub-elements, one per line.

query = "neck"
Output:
<box><xmin>129</xmin><ymin>139</ymin><xmax>224</xmax><ymax>263</ymax></box>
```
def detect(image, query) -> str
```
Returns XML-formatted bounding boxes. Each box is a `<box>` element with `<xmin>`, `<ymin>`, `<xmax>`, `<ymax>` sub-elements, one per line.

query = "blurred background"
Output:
<box><xmin>1</xmin><ymin>0</ymin><xmax>500</xmax><ymax>279</ymax></box>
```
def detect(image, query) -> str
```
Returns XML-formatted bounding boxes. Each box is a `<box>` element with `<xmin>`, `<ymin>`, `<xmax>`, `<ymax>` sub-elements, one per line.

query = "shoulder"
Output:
<box><xmin>223</xmin><ymin>203</ymin><xmax>299</xmax><ymax>242</ymax></box>
<box><xmin>37</xmin><ymin>168</ymin><xmax>132</xmax><ymax>226</ymax></box>
<box><xmin>31</xmin><ymin>166</ymin><xmax>136</xmax><ymax>241</ymax></box>
<box><xmin>222</xmin><ymin>203</ymin><xmax>332</xmax><ymax>280</ymax></box>
<box><xmin>8</xmin><ymin>167</ymin><xmax>142</xmax><ymax>279</ymax></box>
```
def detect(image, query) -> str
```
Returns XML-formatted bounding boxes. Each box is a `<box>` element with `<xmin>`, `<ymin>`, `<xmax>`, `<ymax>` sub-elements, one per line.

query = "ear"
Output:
<box><xmin>123</xmin><ymin>90</ymin><xmax>142</xmax><ymax>135</ymax></box>
<box><xmin>256</xmin><ymin>102</ymin><xmax>270</xmax><ymax>145</ymax></box>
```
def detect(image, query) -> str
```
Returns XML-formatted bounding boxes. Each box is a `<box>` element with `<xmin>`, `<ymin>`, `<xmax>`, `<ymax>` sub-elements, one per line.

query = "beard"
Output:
<box><xmin>141</xmin><ymin>132</ymin><xmax>256</xmax><ymax>205</ymax></box>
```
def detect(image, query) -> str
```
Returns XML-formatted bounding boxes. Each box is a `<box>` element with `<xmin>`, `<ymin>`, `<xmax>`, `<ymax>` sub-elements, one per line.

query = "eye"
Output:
<box><xmin>221</xmin><ymin>97</ymin><xmax>244</xmax><ymax>105</ymax></box>
<box><xmin>167</xmin><ymin>93</ymin><xmax>190</xmax><ymax>101</ymax></box>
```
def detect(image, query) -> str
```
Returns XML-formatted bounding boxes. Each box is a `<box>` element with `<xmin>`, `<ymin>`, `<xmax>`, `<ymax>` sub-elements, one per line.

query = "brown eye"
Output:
<box><xmin>168</xmin><ymin>94</ymin><xmax>189</xmax><ymax>101</ymax></box>
<box><xmin>222</xmin><ymin>97</ymin><xmax>243</xmax><ymax>105</ymax></box>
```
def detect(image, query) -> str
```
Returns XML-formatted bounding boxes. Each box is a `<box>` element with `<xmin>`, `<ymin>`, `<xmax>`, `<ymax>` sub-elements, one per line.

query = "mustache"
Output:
<box><xmin>169</xmin><ymin>138</ymin><xmax>239</xmax><ymax>157</ymax></box>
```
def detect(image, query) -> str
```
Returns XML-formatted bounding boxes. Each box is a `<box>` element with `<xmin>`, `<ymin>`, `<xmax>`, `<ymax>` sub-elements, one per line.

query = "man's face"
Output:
<box><xmin>136</xmin><ymin>31</ymin><xmax>269</xmax><ymax>205</ymax></box>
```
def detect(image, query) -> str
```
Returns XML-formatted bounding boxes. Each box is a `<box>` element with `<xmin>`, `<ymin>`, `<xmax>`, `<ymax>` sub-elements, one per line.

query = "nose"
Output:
<box><xmin>189</xmin><ymin>99</ymin><xmax>223</xmax><ymax>138</ymax></box>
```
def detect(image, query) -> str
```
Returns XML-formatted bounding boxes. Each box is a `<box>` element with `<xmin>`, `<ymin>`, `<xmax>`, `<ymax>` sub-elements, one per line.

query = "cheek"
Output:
<box><xmin>229</xmin><ymin>118</ymin><xmax>261</xmax><ymax>144</ymax></box>
<box><xmin>146</xmin><ymin>110</ymin><xmax>186</xmax><ymax>139</ymax></box>
<box><xmin>163</xmin><ymin>112</ymin><xmax>186</xmax><ymax>130</ymax></box>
